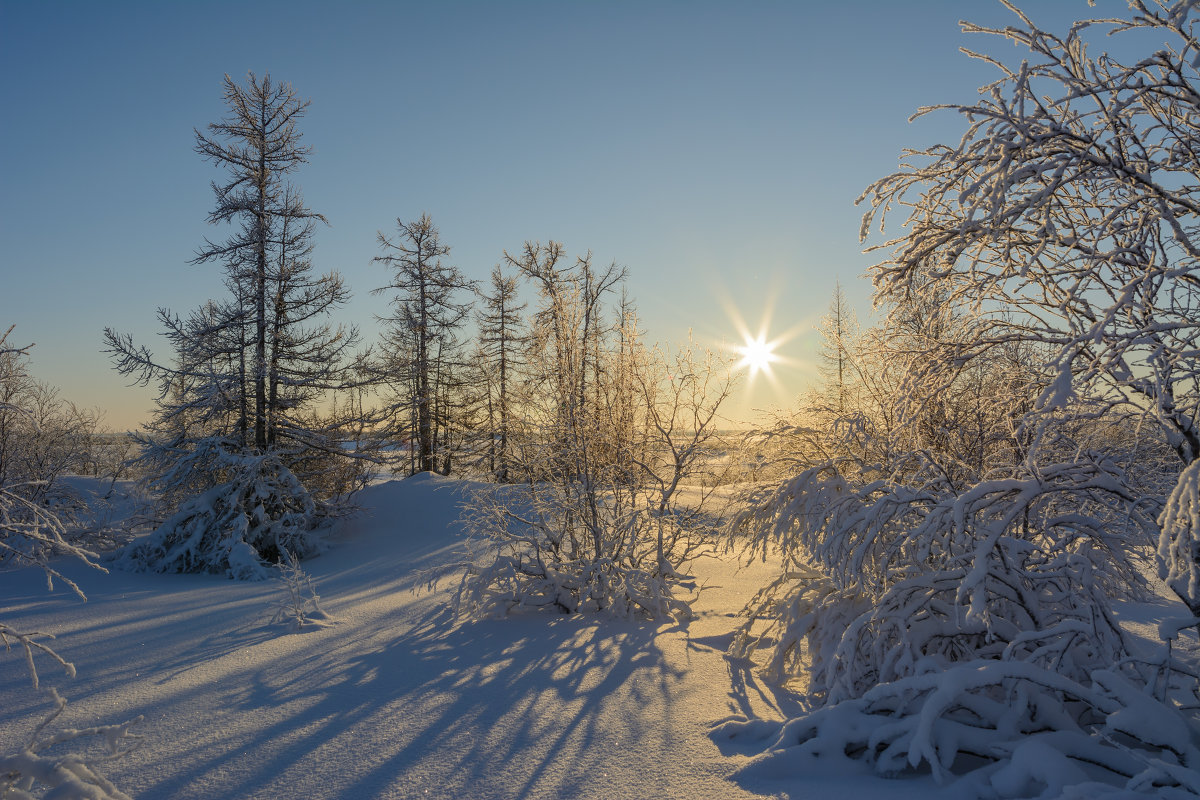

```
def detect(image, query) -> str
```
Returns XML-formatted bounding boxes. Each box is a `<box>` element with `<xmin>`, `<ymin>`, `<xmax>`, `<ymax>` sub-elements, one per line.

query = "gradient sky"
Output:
<box><xmin>0</xmin><ymin>1</ymin><xmax>1133</xmax><ymax>429</ymax></box>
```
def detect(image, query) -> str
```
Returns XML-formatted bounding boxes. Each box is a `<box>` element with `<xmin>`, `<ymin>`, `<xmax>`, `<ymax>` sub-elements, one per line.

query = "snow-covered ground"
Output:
<box><xmin>4</xmin><ymin>474</ymin><xmax>1183</xmax><ymax>799</ymax></box>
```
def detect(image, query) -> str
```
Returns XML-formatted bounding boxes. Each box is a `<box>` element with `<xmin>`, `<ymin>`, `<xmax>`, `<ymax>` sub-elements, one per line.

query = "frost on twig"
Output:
<box><xmin>454</xmin><ymin>245</ymin><xmax>735</xmax><ymax>621</ymax></box>
<box><xmin>0</xmin><ymin>622</ymin><xmax>75</xmax><ymax>690</ymax></box>
<box><xmin>0</xmin><ymin>688</ymin><xmax>143</xmax><ymax>800</ymax></box>
<box><xmin>721</xmin><ymin>0</ymin><xmax>1200</xmax><ymax>793</ymax></box>
<box><xmin>270</xmin><ymin>549</ymin><xmax>335</xmax><ymax>631</ymax></box>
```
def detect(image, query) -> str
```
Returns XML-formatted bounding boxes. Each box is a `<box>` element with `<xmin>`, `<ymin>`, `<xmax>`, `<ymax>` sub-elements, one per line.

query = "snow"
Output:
<box><xmin>5</xmin><ymin>473</ymin><xmax>1184</xmax><ymax>799</ymax></box>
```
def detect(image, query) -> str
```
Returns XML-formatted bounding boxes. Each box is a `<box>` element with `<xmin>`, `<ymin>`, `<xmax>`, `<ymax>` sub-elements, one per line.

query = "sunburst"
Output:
<box><xmin>721</xmin><ymin>294</ymin><xmax>794</xmax><ymax>389</ymax></box>
<box><xmin>737</xmin><ymin>333</ymin><xmax>779</xmax><ymax>378</ymax></box>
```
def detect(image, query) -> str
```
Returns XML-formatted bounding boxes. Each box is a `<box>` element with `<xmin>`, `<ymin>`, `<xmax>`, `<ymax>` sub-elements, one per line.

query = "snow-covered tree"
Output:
<box><xmin>476</xmin><ymin>264</ymin><xmax>526</xmax><ymax>482</ymax></box>
<box><xmin>372</xmin><ymin>213</ymin><xmax>476</xmax><ymax>475</ymax></box>
<box><xmin>728</xmin><ymin>2</ymin><xmax>1200</xmax><ymax>794</ymax></box>
<box><xmin>859</xmin><ymin>0</ymin><xmax>1200</xmax><ymax>615</ymax></box>
<box><xmin>193</xmin><ymin>73</ymin><xmax>337</xmax><ymax>451</ymax></box>
<box><xmin>456</xmin><ymin>243</ymin><xmax>735</xmax><ymax>620</ymax></box>
<box><xmin>104</xmin><ymin>73</ymin><xmax>367</xmax><ymax>578</ymax></box>
<box><xmin>815</xmin><ymin>281</ymin><xmax>858</xmax><ymax>417</ymax></box>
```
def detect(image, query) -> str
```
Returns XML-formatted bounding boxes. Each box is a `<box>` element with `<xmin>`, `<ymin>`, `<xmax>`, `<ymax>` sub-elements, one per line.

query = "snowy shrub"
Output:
<box><xmin>456</xmin><ymin>247</ymin><xmax>734</xmax><ymax>619</ymax></box>
<box><xmin>725</xmin><ymin>445</ymin><xmax>1200</xmax><ymax>793</ymax></box>
<box><xmin>457</xmin><ymin>473</ymin><xmax>713</xmax><ymax>620</ymax></box>
<box><xmin>733</xmin><ymin>447</ymin><xmax>1153</xmax><ymax>693</ymax></box>
<box><xmin>0</xmin><ymin>689</ymin><xmax>142</xmax><ymax>800</ymax></box>
<box><xmin>1</xmin><ymin>329</ymin><xmax>142</xmax><ymax>800</ymax></box>
<box><xmin>455</xmin><ymin>363</ymin><xmax>730</xmax><ymax>620</ymax></box>
<box><xmin>1161</xmin><ymin>460</ymin><xmax>1200</xmax><ymax>620</ymax></box>
<box><xmin>270</xmin><ymin>549</ymin><xmax>334</xmax><ymax>631</ymax></box>
<box><xmin>728</xmin><ymin>0</ymin><xmax>1200</xmax><ymax>793</ymax></box>
<box><xmin>112</xmin><ymin>439</ymin><xmax>324</xmax><ymax>580</ymax></box>
<box><xmin>716</xmin><ymin>662</ymin><xmax>1200</xmax><ymax>796</ymax></box>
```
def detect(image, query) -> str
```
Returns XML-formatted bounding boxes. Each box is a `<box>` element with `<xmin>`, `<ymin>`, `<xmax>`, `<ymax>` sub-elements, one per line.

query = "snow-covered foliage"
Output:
<box><xmin>717</xmin><ymin>662</ymin><xmax>1200</xmax><ymax>796</ymax></box>
<box><xmin>1162</xmin><ymin>459</ymin><xmax>1200</xmax><ymax>618</ymax></box>
<box><xmin>858</xmin><ymin>0</ymin><xmax>1200</xmax><ymax>603</ymax></box>
<box><xmin>112</xmin><ymin>440</ymin><xmax>324</xmax><ymax>580</ymax></box>
<box><xmin>733</xmin><ymin>438</ymin><xmax>1153</xmax><ymax>686</ymax></box>
<box><xmin>456</xmin><ymin>244</ymin><xmax>734</xmax><ymax>620</ymax></box>
<box><xmin>728</xmin><ymin>1</ymin><xmax>1200</xmax><ymax>793</ymax></box>
<box><xmin>1</xmin><ymin>482</ymin><xmax>93</xmax><ymax>601</ymax></box>
<box><xmin>727</xmin><ymin>430</ymin><xmax>1200</xmax><ymax>792</ymax></box>
<box><xmin>0</xmin><ymin>689</ymin><xmax>142</xmax><ymax>800</ymax></box>
<box><xmin>1</xmin><ymin>331</ymin><xmax>141</xmax><ymax>799</ymax></box>
<box><xmin>270</xmin><ymin>549</ymin><xmax>334</xmax><ymax>631</ymax></box>
<box><xmin>102</xmin><ymin>73</ymin><xmax>373</xmax><ymax>576</ymax></box>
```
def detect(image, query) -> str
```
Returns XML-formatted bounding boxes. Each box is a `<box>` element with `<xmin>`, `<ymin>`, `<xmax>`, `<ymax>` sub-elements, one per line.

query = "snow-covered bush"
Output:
<box><xmin>457</xmin><ymin>344</ymin><xmax>732</xmax><ymax>620</ymax></box>
<box><xmin>728</xmin><ymin>2</ymin><xmax>1200</xmax><ymax>792</ymax></box>
<box><xmin>0</xmin><ymin>689</ymin><xmax>142</xmax><ymax>800</ymax></box>
<box><xmin>456</xmin><ymin>246</ymin><xmax>734</xmax><ymax>619</ymax></box>
<box><xmin>725</xmin><ymin>436</ymin><xmax>1200</xmax><ymax>793</ymax></box>
<box><xmin>456</xmin><ymin>467</ymin><xmax>712</xmax><ymax>620</ymax></box>
<box><xmin>1</xmin><ymin>328</ymin><xmax>142</xmax><ymax>799</ymax></box>
<box><xmin>112</xmin><ymin>439</ymin><xmax>325</xmax><ymax>580</ymax></box>
<box><xmin>733</xmin><ymin>441</ymin><xmax>1153</xmax><ymax>685</ymax></box>
<box><xmin>270</xmin><ymin>549</ymin><xmax>334</xmax><ymax>631</ymax></box>
<box><xmin>716</xmin><ymin>662</ymin><xmax>1200</xmax><ymax>796</ymax></box>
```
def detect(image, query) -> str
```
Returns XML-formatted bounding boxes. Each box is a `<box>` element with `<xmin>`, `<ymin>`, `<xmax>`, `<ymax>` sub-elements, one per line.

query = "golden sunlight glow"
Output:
<box><xmin>737</xmin><ymin>334</ymin><xmax>779</xmax><ymax>377</ymax></box>
<box><xmin>711</xmin><ymin>280</ymin><xmax>807</xmax><ymax>411</ymax></box>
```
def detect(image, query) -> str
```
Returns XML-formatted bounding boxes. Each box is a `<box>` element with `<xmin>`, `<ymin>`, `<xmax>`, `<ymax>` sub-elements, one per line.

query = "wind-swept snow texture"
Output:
<box><xmin>1</xmin><ymin>474</ymin><xmax>979</xmax><ymax>799</ymax></box>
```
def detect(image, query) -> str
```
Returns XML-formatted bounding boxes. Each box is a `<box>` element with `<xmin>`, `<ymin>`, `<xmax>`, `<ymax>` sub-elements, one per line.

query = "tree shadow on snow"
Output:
<box><xmin>137</xmin><ymin>605</ymin><xmax>693</xmax><ymax>800</ymax></box>
<box><xmin>682</xmin><ymin>626</ymin><xmax>807</xmax><ymax>755</ymax></box>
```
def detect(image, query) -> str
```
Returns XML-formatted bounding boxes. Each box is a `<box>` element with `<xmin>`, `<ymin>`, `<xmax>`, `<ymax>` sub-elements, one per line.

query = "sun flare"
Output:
<box><xmin>716</xmin><ymin>286</ymin><xmax>803</xmax><ymax>401</ymax></box>
<box><xmin>737</xmin><ymin>334</ymin><xmax>778</xmax><ymax>377</ymax></box>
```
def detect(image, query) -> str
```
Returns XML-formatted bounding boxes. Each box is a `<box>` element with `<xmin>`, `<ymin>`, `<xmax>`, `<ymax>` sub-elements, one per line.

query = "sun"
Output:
<box><xmin>714</xmin><ymin>284</ymin><xmax>801</xmax><ymax>397</ymax></box>
<box><xmin>737</xmin><ymin>333</ymin><xmax>778</xmax><ymax>377</ymax></box>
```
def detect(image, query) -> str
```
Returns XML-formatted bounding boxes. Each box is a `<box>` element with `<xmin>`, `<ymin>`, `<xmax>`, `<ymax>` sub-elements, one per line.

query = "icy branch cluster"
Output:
<box><xmin>1</xmin><ymin>329</ymin><xmax>140</xmax><ymax>799</ymax></box>
<box><xmin>455</xmin><ymin>245</ymin><xmax>734</xmax><ymax>620</ymax></box>
<box><xmin>0</xmin><ymin>689</ymin><xmax>142</xmax><ymax>800</ymax></box>
<box><xmin>270</xmin><ymin>548</ymin><xmax>335</xmax><ymax>630</ymax></box>
<box><xmin>725</xmin><ymin>1</ymin><xmax>1200</xmax><ymax>794</ymax></box>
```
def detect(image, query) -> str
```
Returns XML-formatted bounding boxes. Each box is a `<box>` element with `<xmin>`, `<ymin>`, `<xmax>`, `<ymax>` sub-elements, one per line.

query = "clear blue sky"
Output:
<box><xmin>0</xmin><ymin>1</ymin><xmax>1125</xmax><ymax>429</ymax></box>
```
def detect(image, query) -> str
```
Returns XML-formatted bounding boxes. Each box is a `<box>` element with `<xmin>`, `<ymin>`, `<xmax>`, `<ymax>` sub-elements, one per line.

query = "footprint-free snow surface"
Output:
<box><xmin>2</xmin><ymin>475</ymin><xmax>958</xmax><ymax>799</ymax></box>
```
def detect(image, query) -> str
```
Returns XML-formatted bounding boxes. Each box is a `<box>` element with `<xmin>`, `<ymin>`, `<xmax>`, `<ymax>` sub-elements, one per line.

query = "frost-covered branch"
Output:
<box><xmin>0</xmin><ymin>688</ymin><xmax>142</xmax><ymax>800</ymax></box>
<box><xmin>455</xmin><ymin>248</ymin><xmax>734</xmax><ymax>620</ymax></box>
<box><xmin>729</xmin><ymin>3</ymin><xmax>1200</xmax><ymax>792</ymax></box>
